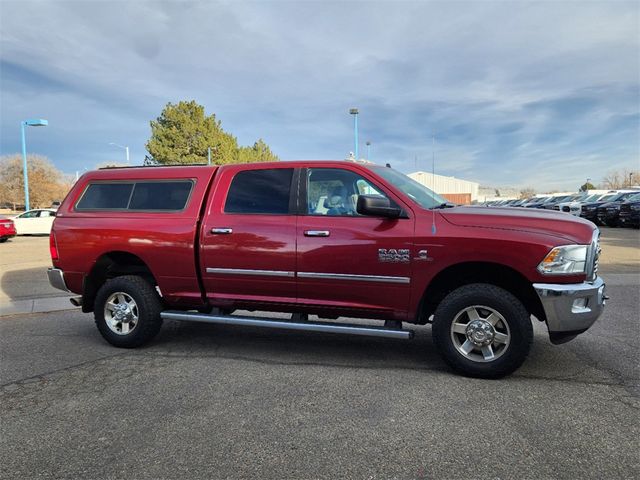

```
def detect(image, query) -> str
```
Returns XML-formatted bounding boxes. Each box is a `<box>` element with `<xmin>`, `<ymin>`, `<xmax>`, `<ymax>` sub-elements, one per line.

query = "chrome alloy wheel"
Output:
<box><xmin>104</xmin><ymin>292</ymin><xmax>139</xmax><ymax>335</ymax></box>
<box><xmin>450</xmin><ymin>305</ymin><xmax>511</xmax><ymax>362</ymax></box>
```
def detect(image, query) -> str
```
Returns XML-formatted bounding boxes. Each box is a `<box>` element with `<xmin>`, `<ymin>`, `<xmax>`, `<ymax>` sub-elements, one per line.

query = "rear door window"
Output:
<box><xmin>225</xmin><ymin>169</ymin><xmax>293</xmax><ymax>214</ymax></box>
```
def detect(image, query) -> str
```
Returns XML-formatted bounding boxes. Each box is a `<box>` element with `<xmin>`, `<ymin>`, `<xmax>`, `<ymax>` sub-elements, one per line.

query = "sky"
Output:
<box><xmin>0</xmin><ymin>0</ymin><xmax>638</xmax><ymax>191</ymax></box>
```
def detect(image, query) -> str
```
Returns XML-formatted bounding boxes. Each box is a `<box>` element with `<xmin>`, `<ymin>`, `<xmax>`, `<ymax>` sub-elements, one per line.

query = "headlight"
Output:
<box><xmin>537</xmin><ymin>245</ymin><xmax>588</xmax><ymax>275</ymax></box>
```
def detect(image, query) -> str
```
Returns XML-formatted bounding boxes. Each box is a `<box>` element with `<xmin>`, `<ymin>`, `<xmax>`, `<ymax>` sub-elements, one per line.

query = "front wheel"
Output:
<box><xmin>432</xmin><ymin>283</ymin><xmax>533</xmax><ymax>378</ymax></box>
<box><xmin>94</xmin><ymin>275</ymin><xmax>163</xmax><ymax>348</ymax></box>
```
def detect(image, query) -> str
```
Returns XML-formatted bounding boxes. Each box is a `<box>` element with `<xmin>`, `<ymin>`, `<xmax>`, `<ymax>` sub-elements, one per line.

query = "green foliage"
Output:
<box><xmin>145</xmin><ymin>101</ymin><xmax>278</xmax><ymax>165</ymax></box>
<box><xmin>579</xmin><ymin>182</ymin><xmax>596</xmax><ymax>192</ymax></box>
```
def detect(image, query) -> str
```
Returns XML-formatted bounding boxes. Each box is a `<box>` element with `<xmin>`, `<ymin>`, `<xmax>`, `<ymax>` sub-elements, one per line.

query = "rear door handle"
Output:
<box><xmin>211</xmin><ymin>228</ymin><xmax>233</xmax><ymax>234</ymax></box>
<box><xmin>304</xmin><ymin>230</ymin><xmax>330</xmax><ymax>237</ymax></box>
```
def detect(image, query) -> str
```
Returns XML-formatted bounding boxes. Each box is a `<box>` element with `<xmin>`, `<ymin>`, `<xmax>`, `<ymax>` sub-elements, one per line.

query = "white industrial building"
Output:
<box><xmin>409</xmin><ymin>171</ymin><xmax>480</xmax><ymax>204</ymax></box>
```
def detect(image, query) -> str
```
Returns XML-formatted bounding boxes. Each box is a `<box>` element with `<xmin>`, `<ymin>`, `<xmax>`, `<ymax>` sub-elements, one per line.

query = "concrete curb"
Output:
<box><xmin>0</xmin><ymin>296</ymin><xmax>77</xmax><ymax>317</ymax></box>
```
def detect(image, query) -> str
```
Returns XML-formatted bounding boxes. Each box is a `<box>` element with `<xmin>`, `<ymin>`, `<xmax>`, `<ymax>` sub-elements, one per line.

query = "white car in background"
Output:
<box><xmin>555</xmin><ymin>191</ymin><xmax>613</xmax><ymax>216</ymax></box>
<box><xmin>12</xmin><ymin>209</ymin><xmax>57</xmax><ymax>235</ymax></box>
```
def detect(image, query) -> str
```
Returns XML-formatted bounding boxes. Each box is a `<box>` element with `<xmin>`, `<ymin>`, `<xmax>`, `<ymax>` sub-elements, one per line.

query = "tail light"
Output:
<box><xmin>49</xmin><ymin>230</ymin><xmax>59</xmax><ymax>261</ymax></box>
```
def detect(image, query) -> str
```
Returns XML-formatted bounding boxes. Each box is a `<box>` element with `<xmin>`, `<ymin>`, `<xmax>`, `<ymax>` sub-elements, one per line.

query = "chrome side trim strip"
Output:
<box><xmin>161</xmin><ymin>311</ymin><xmax>414</xmax><ymax>340</ymax></box>
<box><xmin>297</xmin><ymin>272</ymin><xmax>410</xmax><ymax>284</ymax></box>
<box><xmin>206</xmin><ymin>267</ymin><xmax>294</xmax><ymax>278</ymax></box>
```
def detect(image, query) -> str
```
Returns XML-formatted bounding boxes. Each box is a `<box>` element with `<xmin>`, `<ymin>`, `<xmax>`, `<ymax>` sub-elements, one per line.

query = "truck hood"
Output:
<box><xmin>440</xmin><ymin>206</ymin><xmax>595</xmax><ymax>243</ymax></box>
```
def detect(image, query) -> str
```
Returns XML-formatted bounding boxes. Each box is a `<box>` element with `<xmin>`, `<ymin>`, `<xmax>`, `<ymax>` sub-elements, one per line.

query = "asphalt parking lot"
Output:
<box><xmin>1</xmin><ymin>228</ymin><xmax>638</xmax><ymax>479</ymax></box>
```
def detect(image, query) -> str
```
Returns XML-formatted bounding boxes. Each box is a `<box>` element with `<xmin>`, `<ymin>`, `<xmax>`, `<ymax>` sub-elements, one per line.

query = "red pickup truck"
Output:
<box><xmin>48</xmin><ymin>161</ymin><xmax>606</xmax><ymax>378</ymax></box>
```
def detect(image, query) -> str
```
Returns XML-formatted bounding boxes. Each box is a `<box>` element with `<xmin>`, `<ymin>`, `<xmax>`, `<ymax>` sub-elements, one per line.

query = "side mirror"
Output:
<box><xmin>357</xmin><ymin>195</ymin><xmax>402</xmax><ymax>218</ymax></box>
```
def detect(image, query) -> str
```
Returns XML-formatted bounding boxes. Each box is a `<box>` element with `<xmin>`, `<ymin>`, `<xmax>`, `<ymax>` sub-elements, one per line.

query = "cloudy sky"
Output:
<box><xmin>1</xmin><ymin>0</ymin><xmax>638</xmax><ymax>190</ymax></box>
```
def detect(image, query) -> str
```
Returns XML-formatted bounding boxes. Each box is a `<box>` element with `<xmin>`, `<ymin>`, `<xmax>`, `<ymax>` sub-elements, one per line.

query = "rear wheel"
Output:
<box><xmin>94</xmin><ymin>275</ymin><xmax>163</xmax><ymax>348</ymax></box>
<box><xmin>432</xmin><ymin>283</ymin><xmax>533</xmax><ymax>378</ymax></box>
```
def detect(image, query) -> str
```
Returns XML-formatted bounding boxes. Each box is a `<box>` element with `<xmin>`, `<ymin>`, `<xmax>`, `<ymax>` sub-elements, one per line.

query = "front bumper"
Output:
<box><xmin>619</xmin><ymin>213</ymin><xmax>639</xmax><ymax>226</ymax></box>
<box><xmin>47</xmin><ymin>267</ymin><xmax>70</xmax><ymax>292</ymax></box>
<box><xmin>533</xmin><ymin>277</ymin><xmax>606</xmax><ymax>344</ymax></box>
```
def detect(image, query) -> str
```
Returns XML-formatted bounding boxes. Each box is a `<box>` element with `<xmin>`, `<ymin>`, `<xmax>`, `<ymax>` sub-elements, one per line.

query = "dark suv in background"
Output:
<box><xmin>618</xmin><ymin>195</ymin><xmax>640</xmax><ymax>228</ymax></box>
<box><xmin>581</xmin><ymin>192</ymin><xmax>631</xmax><ymax>225</ymax></box>
<box><xmin>596</xmin><ymin>191</ymin><xmax>640</xmax><ymax>227</ymax></box>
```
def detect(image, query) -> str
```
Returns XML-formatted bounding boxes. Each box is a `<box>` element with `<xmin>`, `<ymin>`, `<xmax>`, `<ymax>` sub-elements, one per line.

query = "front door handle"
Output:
<box><xmin>211</xmin><ymin>228</ymin><xmax>233</xmax><ymax>234</ymax></box>
<box><xmin>304</xmin><ymin>230</ymin><xmax>330</xmax><ymax>237</ymax></box>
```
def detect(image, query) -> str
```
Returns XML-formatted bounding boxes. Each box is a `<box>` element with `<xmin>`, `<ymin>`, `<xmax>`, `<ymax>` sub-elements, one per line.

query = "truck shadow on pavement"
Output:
<box><xmin>149</xmin><ymin>319</ymin><xmax>448</xmax><ymax>373</ymax></box>
<box><xmin>1</xmin><ymin>267</ymin><xmax>63</xmax><ymax>301</ymax></box>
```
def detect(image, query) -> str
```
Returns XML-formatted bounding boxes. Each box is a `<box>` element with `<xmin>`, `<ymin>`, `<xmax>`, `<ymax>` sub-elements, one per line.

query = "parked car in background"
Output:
<box><xmin>0</xmin><ymin>218</ymin><xmax>17</xmax><ymax>242</ymax></box>
<box><xmin>542</xmin><ymin>194</ymin><xmax>579</xmax><ymax>211</ymax></box>
<box><xmin>12</xmin><ymin>209</ymin><xmax>57</xmax><ymax>234</ymax></box>
<box><xmin>522</xmin><ymin>196</ymin><xmax>551</xmax><ymax>208</ymax></box>
<box><xmin>580</xmin><ymin>192</ymin><xmax>632</xmax><ymax>224</ymax></box>
<box><xmin>597</xmin><ymin>192</ymin><xmax>640</xmax><ymax>227</ymax></box>
<box><xmin>618</xmin><ymin>195</ymin><xmax>640</xmax><ymax>228</ymax></box>
<box><xmin>556</xmin><ymin>192</ymin><xmax>612</xmax><ymax>217</ymax></box>
<box><xmin>50</xmin><ymin>201</ymin><xmax>61</xmax><ymax>210</ymax></box>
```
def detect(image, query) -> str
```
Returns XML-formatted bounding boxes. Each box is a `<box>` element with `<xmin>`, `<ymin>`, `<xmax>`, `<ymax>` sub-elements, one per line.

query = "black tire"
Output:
<box><xmin>94</xmin><ymin>275</ymin><xmax>163</xmax><ymax>348</ymax></box>
<box><xmin>432</xmin><ymin>283</ymin><xmax>533</xmax><ymax>379</ymax></box>
<box><xmin>0</xmin><ymin>237</ymin><xmax>8</xmax><ymax>243</ymax></box>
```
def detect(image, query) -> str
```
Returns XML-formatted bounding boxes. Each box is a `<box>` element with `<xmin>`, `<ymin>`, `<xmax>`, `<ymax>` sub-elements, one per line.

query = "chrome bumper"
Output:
<box><xmin>533</xmin><ymin>277</ymin><xmax>606</xmax><ymax>342</ymax></box>
<box><xmin>47</xmin><ymin>268</ymin><xmax>70</xmax><ymax>292</ymax></box>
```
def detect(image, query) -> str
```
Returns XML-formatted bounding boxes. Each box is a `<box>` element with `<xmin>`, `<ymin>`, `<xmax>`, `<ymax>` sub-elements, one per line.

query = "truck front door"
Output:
<box><xmin>296</xmin><ymin>167</ymin><xmax>414</xmax><ymax>320</ymax></box>
<box><xmin>200</xmin><ymin>166</ymin><xmax>297</xmax><ymax>308</ymax></box>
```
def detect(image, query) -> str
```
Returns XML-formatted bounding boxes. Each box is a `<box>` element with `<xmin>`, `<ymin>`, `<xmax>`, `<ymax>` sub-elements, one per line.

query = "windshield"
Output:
<box><xmin>614</xmin><ymin>191</ymin><xmax>639</xmax><ymax>202</ymax></box>
<box><xmin>583</xmin><ymin>194</ymin><xmax>600</xmax><ymax>202</ymax></box>
<box><xmin>598</xmin><ymin>194</ymin><xmax>618</xmax><ymax>202</ymax></box>
<box><xmin>627</xmin><ymin>193</ymin><xmax>640</xmax><ymax>202</ymax></box>
<box><xmin>368</xmin><ymin>166</ymin><xmax>449</xmax><ymax>209</ymax></box>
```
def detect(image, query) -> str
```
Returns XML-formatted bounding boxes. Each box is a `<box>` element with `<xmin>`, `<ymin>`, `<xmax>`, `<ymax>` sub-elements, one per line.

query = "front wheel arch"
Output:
<box><xmin>416</xmin><ymin>261</ymin><xmax>545</xmax><ymax>324</ymax></box>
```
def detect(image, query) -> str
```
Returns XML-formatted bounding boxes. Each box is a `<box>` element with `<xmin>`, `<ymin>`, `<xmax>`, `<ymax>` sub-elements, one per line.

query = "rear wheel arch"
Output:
<box><xmin>82</xmin><ymin>251</ymin><xmax>158</xmax><ymax>313</ymax></box>
<box><xmin>416</xmin><ymin>261</ymin><xmax>545</xmax><ymax>324</ymax></box>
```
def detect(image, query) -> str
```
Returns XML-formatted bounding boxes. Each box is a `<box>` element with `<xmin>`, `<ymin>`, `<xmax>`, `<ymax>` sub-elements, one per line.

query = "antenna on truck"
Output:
<box><xmin>431</xmin><ymin>134</ymin><xmax>437</xmax><ymax>235</ymax></box>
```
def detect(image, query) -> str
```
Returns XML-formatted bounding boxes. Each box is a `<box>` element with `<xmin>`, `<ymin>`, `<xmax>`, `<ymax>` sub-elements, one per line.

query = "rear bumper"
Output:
<box><xmin>47</xmin><ymin>268</ymin><xmax>70</xmax><ymax>292</ymax></box>
<box><xmin>0</xmin><ymin>227</ymin><xmax>16</xmax><ymax>239</ymax></box>
<box><xmin>533</xmin><ymin>277</ymin><xmax>606</xmax><ymax>343</ymax></box>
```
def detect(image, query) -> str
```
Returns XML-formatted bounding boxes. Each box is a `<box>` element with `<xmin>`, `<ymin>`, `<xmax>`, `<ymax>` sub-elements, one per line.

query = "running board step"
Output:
<box><xmin>161</xmin><ymin>311</ymin><xmax>414</xmax><ymax>340</ymax></box>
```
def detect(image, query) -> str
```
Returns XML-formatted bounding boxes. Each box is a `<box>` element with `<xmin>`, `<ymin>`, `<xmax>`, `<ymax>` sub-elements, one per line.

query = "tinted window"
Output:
<box><xmin>76</xmin><ymin>181</ymin><xmax>193</xmax><ymax>211</ymax></box>
<box><xmin>225</xmin><ymin>169</ymin><xmax>293</xmax><ymax>214</ymax></box>
<box><xmin>77</xmin><ymin>183</ymin><xmax>133</xmax><ymax>210</ymax></box>
<box><xmin>129</xmin><ymin>181</ymin><xmax>193</xmax><ymax>210</ymax></box>
<box><xmin>19</xmin><ymin>210</ymin><xmax>40</xmax><ymax>218</ymax></box>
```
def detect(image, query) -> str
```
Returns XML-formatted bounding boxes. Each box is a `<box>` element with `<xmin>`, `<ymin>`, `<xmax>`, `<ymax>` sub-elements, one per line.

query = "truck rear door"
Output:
<box><xmin>199</xmin><ymin>165</ymin><xmax>297</xmax><ymax>307</ymax></box>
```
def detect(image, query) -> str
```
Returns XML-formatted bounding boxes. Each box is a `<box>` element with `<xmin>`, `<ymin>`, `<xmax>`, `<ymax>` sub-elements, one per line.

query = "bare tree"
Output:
<box><xmin>0</xmin><ymin>154</ymin><xmax>70</xmax><ymax>209</ymax></box>
<box><xmin>519</xmin><ymin>187</ymin><xmax>535</xmax><ymax>199</ymax></box>
<box><xmin>602</xmin><ymin>168</ymin><xmax>640</xmax><ymax>189</ymax></box>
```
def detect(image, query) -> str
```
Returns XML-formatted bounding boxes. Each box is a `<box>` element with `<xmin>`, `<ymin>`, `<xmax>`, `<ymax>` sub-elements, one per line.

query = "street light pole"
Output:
<box><xmin>20</xmin><ymin>119</ymin><xmax>48</xmax><ymax>211</ymax></box>
<box><xmin>109</xmin><ymin>142</ymin><xmax>130</xmax><ymax>164</ymax></box>
<box><xmin>349</xmin><ymin>108</ymin><xmax>359</xmax><ymax>160</ymax></box>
